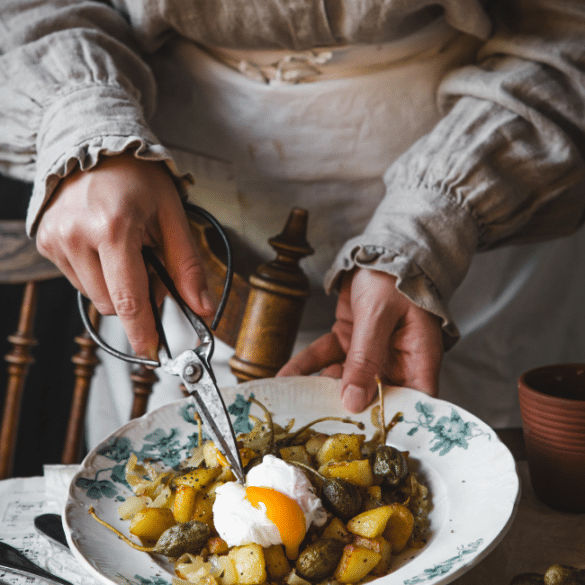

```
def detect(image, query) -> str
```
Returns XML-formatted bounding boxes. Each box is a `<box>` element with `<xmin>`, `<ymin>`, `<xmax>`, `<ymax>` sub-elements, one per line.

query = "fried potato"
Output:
<box><xmin>321</xmin><ymin>517</ymin><xmax>353</xmax><ymax>544</ymax></box>
<box><xmin>346</xmin><ymin>505</ymin><xmax>394</xmax><ymax>538</ymax></box>
<box><xmin>228</xmin><ymin>543</ymin><xmax>267</xmax><ymax>585</ymax></box>
<box><xmin>353</xmin><ymin>536</ymin><xmax>392</xmax><ymax>575</ymax></box>
<box><xmin>207</xmin><ymin>536</ymin><xmax>230</xmax><ymax>555</ymax></box>
<box><xmin>318</xmin><ymin>459</ymin><xmax>374</xmax><ymax>487</ymax></box>
<box><xmin>192</xmin><ymin>481</ymin><xmax>223</xmax><ymax>527</ymax></box>
<box><xmin>279</xmin><ymin>445</ymin><xmax>313</xmax><ymax>467</ymax></box>
<box><xmin>175</xmin><ymin>467</ymin><xmax>222</xmax><ymax>490</ymax></box>
<box><xmin>264</xmin><ymin>544</ymin><xmax>291</xmax><ymax>581</ymax></box>
<box><xmin>316</xmin><ymin>434</ymin><xmax>365</xmax><ymax>466</ymax></box>
<box><xmin>173</xmin><ymin>485</ymin><xmax>197</xmax><ymax>523</ymax></box>
<box><xmin>383</xmin><ymin>503</ymin><xmax>414</xmax><ymax>553</ymax></box>
<box><xmin>333</xmin><ymin>545</ymin><xmax>381</xmax><ymax>583</ymax></box>
<box><xmin>129</xmin><ymin>507</ymin><xmax>175</xmax><ymax>541</ymax></box>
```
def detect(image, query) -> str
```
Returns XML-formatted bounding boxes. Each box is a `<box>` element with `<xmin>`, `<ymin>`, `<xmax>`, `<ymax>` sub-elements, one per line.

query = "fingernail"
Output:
<box><xmin>341</xmin><ymin>384</ymin><xmax>364</xmax><ymax>413</ymax></box>
<box><xmin>143</xmin><ymin>346</ymin><xmax>160</xmax><ymax>369</ymax></box>
<box><xmin>200</xmin><ymin>290</ymin><xmax>215</xmax><ymax>314</ymax></box>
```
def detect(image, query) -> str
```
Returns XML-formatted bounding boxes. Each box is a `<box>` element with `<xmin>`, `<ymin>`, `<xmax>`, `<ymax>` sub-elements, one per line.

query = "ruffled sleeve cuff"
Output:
<box><xmin>324</xmin><ymin>185</ymin><xmax>480</xmax><ymax>351</ymax></box>
<box><xmin>27</xmin><ymin>85</ymin><xmax>192</xmax><ymax>235</ymax></box>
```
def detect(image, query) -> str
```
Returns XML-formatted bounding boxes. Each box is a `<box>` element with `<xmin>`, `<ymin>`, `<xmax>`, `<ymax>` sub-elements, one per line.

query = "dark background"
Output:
<box><xmin>1</xmin><ymin>174</ymin><xmax>85</xmax><ymax>477</ymax></box>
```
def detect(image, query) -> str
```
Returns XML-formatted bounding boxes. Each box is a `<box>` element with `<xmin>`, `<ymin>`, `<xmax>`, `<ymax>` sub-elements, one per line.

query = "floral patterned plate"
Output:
<box><xmin>63</xmin><ymin>376</ymin><xmax>520</xmax><ymax>585</ymax></box>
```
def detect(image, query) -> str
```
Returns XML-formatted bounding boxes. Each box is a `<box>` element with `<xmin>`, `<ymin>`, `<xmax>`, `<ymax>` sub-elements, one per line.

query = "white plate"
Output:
<box><xmin>64</xmin><ymin>377</ymin><xmax>520</xmax><ymax>585</ymax></box>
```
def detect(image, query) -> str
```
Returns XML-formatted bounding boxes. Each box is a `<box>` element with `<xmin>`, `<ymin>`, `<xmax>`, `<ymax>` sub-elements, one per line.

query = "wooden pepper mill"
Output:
<box><xmin>229</xmin><ymin>208</ymin><xmax>314</xmax><ymax>381</ymax></box>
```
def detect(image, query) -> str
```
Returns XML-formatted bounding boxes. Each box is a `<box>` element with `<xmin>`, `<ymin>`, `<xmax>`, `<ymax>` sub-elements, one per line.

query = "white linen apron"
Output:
<box><xmin>86</xmin><ymin>17</ymin><xmax>585</xmax><ymax>448</ymax></box>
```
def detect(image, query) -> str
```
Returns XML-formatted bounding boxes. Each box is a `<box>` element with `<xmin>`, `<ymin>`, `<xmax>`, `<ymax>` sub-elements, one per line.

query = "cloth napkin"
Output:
<box><xmin>0</xmin><ymin>464</ymin><xmax>100</xmax><ymax>585</ymax></box>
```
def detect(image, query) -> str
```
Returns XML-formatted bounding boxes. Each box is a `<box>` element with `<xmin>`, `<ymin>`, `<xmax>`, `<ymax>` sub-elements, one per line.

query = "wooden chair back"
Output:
<box><xmin>0</xmin><ymin>208</ymin><xmax>313</xmax><ymax>479</ymax></box>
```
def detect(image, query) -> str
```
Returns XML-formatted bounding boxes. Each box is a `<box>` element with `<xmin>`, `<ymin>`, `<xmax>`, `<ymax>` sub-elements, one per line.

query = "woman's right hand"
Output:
<box><xmin>36</xmin><ymin>152</ymin><xmax>214</xmax><ymax>362</ymax></box>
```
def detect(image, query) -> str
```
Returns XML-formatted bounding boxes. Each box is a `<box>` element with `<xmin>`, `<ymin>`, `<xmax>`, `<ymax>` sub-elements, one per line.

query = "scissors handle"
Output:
<box><xmin>77</xmin><ymin>204</ymin><xmax>233</xmax><ymax>368</ymax></box>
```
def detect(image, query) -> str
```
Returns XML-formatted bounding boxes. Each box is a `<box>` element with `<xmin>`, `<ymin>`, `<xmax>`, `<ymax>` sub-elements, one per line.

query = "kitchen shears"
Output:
<box><xmin>77</xmin><ymin>203</ymin><xmax>246</xmax><ymax>484</ymax></box>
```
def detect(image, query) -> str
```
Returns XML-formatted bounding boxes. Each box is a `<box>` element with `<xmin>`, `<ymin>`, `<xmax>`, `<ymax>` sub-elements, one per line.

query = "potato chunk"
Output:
<box><xmin>333</xmin><ymin>545</ymin><xmax>381</xmax><ymax>583</ymax></box>
<box><xmin>318</xmin><ymin>459</ymin><xmax>374</xmax><ymax>487</ymax></box>
<box><xmin>129</xmin><ymin>507</ymin><xmax>175</xmax><ymax>541</ymax></box>
<box><xmin>174</xmin><ymin>467</ymin><xmax>221</xmax><ymax>490</ymax></box>
<box><xmin>192</xmin><ymin>481</ymin><xmax>223</xmax><ymax>527</ymax></box>
<box><xmin>304</xmin><ymin>433</ymin><xmax>329</xmax><ymax>456</ymax></box>
<box><xmin>228</xmin><ymin>543</ymin><xmax>267</xmax><ymax>585</ymax></box>
<box><xmin>264</xmin><ymin>544</ymin><xmax>291</xmax><ymax>581</ymax></box>
<box><xmin>316</xmin><ymin>434</ymin><xmax>364</xmax><ymax>466</ymax></box>
<box><xmin>321</xmin><ymin>517</ymin><xmax>353</xmax><ymax>544</ymax></box>
<box><xmin>173</xmin><ymin>484</ymin><xmax>197</xmax><ymax>523</ymax></box>
<box><xmin>353</xmin><ymin>536</ymin><xmax>392</xmax><ymax>575</ymax></box>
<box><xmin>383</xmin><ymin>503</ymin><xmax>414</xmax><ymax>553</ymax></box>
<box><xmin>347</xmin><ymin>505</ymin><xmax>394</xmax><ymax>538</ymax></box>
<box><xmin>207</xmin><ymin>536</ymin><xmax>229</xmax><ymax>555</ymax></box>
<box><xmin>279</xmin><ymin>445</ymin><xmax>313</xmax><ymax>467</ymax></box>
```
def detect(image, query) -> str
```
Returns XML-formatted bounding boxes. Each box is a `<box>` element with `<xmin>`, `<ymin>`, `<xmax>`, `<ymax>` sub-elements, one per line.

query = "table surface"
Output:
<box><xmin>496</xmin><ymin>427</ymin><xmax>526</xmax><ymax>461</ymax></box>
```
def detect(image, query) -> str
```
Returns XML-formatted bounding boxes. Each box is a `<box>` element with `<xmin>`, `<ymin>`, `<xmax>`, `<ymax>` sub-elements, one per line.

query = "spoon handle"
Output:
<box><xmin>0</xmin><ymin>539</ymin><xmax>73</xmax><ymax>585</ymax></box>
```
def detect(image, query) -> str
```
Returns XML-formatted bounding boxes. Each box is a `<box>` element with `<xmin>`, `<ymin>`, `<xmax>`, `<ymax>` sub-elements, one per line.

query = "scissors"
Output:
<box><xmin>77</xmin><ymin>203</ymin><xmax>246</xmax><ymax>484</ymax></box>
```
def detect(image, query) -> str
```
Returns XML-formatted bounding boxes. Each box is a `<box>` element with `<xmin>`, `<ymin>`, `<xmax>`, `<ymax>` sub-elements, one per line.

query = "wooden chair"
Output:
<box><xmin>0</xmin><ymin>207</ymin><xmax>313</xmax><ymax>479</ymax></box>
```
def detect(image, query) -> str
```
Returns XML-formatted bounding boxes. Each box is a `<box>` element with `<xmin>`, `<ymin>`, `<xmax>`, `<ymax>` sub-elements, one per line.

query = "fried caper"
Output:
<box><xmin>544</xmin><ymin>565</ymin><xmax>585</xmax><ymax>585</ymax></box>
<box><xmin>154</xmin><ymin>521</ymin><xmax>210</xmax><ymax>557</ymax></box>
<box><xmin>295</xmin><ymin>539</ymin><xmax>345</xmax><ymax>582</ymax></box>
<box><xmin>290</xmin><ymin>462</ymin><xmax>363</xmax><ymax>521</ymax></box>
<box><xmin>371</xmin><ymin>445</ymin><xmax>409</xmax><ymax>488</ymax></box>
<box><xmin>321</xmin><ymin>477</ymin><xmax>363</xmax><ymax>521</ymax></box>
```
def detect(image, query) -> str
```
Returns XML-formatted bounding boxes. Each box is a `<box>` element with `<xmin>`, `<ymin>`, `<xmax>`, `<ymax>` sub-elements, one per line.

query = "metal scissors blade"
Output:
<box><xmin>164</xmin><ymin>349</ymin><xmax>246</xmax><ymax>484</ymax></box>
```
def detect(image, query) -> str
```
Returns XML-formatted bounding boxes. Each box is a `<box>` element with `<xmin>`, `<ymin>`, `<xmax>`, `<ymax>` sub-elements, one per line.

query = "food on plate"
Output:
<box><xmin>90</xmin><ymin>378</ymin><xmax>431</xmax><ymax>584</ymax></box>
<box><xmin>213</xmin><ymin>454</ymin><xmax>327</xmax><ymax>560</ymax></box>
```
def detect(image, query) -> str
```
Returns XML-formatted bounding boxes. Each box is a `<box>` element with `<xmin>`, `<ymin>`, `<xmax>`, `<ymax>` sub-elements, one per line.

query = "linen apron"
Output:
<box><xmin>86</xmin><ymin>17</ymin><xmax>585</xmax><ymax>448</ymax></box>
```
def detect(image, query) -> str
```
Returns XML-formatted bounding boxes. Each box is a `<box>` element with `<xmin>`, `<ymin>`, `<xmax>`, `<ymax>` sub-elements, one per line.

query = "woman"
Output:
<box><xmin>2</xmin><ymin>0</ymin><xmax>585</xmax><ymax>446</ymax></box>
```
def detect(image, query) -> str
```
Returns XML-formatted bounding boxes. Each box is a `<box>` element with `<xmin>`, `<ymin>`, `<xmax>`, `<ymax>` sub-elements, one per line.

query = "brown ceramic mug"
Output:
<box><xmin>518</xmin><ymin>363</ymin><xmax>585</xmax><ymax>513</ymax></box>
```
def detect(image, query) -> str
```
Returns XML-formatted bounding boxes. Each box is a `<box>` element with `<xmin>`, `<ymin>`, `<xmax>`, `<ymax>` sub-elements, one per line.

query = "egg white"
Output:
<box><xmin>213</xmin><ymin>455</ymin><xmax>327</xmax><ymax>548</ymax></box>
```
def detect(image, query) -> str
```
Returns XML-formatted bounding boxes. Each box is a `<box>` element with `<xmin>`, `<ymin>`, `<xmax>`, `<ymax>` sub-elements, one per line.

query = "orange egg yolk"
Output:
<box><xmin>245</xmin><ymin>486</ymin><xmax>306</xmax><ymax>559</ymax></box>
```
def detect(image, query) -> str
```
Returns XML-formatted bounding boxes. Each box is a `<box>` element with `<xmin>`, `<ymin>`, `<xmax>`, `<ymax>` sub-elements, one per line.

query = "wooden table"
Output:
<box><xmin>496</xmin><ymin>427</ymin><xmax>526</xmax><ymax>461</ymax></box>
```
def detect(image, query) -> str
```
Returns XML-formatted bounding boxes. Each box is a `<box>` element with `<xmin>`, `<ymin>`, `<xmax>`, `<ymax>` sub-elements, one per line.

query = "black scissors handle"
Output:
<box><xmin>77</xmin><ymin>204</ymin><xmax>233</xmax><ymax>368</ymax></box>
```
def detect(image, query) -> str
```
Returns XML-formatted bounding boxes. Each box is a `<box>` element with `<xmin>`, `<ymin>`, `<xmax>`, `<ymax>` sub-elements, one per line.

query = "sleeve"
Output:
<box><xmin>0</xmin><ymin>0</ymin><xmax>188</xmax><ymax>236</ymax></box>
<box><xmin>325</xmin><ymin>0</ymin><xmax>585</xmax><ymax>349</ymax></box>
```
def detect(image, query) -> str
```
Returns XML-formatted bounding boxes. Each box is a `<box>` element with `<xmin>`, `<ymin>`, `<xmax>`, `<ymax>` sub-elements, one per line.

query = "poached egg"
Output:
<box><xmin>212</xmin><ymin>455</ymin><xmax>327</xmax><ymax>559</ymax></box>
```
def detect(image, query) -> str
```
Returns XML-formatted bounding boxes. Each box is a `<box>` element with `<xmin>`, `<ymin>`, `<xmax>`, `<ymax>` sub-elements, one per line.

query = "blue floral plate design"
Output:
<box><xmin>63</xmin><ymin>377</ymin><xmax>520</xmax><ymax>585</ymax></box>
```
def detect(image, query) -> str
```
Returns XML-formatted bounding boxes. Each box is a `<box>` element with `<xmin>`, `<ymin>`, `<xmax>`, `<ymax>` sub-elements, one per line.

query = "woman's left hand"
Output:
<box><xmin>277</xmin><ymin>268</ymin><xmax>444</xmax><ymax>412</ymax></box>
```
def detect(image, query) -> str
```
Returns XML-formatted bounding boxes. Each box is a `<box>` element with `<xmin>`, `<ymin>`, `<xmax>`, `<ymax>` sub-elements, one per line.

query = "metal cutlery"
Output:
<box><xmin>0</xmin><ymin>538</ymin><xmax>73</xmax><ymax>585</ymax></box>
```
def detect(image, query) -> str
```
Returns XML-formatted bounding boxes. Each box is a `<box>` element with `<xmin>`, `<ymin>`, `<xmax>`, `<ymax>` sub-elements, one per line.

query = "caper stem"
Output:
<box><xmin>249</xmin><ymin>396</ymin><xmax>275</xmax><ymax>455</ymax></box>
<box><xmin>288</xmin><ymin>460</ymin><xmax>325</xmax><ymax>481</ymax></box>
<box><xmin>88</xmin><ymin>506</ymin><xmax>155</xmax><ymax>553</ymax></box>
<box><xmin>285</xmin><ymin>417</ymin><xmax>365</xmax><ymax>445</ymax></box>
<box><xmin>375</xmin><ymin>376</ymin><xmax>386</xmax><ymax>446</ymax></box>
<box><xmin>386</xmin><ymin>411</ymin><xmax>403</xmax><ymax>435</ymax></box>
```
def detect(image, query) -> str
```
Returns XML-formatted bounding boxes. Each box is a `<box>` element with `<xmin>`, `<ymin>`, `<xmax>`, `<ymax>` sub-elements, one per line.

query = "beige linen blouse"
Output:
<box><xmin>1</xmin><ymin>0</ymin><xmax>585</xmax><ymax>349</ymax></box>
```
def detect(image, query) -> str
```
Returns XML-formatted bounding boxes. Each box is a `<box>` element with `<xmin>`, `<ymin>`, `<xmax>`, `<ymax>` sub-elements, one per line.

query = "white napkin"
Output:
<box><xmin>0</xmin><ymin>465</ymin><xmax>101</xmax><ymax>585</ymax></box>
<box><xmin>39</xmin><ymin>464</ymin><xmax>101</xmax><ymax>585</ymax></box>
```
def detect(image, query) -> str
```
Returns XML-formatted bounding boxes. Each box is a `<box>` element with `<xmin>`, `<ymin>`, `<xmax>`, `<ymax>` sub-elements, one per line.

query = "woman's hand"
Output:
<box><xmin>278</xmin><ymin>268</ymin><xmax>443</xmax><ymax>412</ymax></box>
<box><xmin>36</xmin><ymin>152</ymin><xmax>214</xmax><ymax>362</ymax></box>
